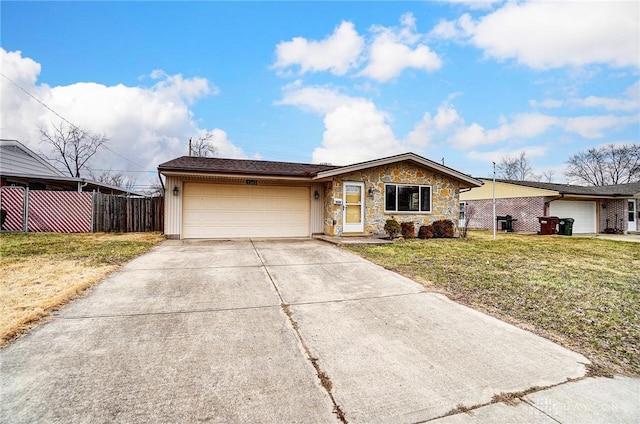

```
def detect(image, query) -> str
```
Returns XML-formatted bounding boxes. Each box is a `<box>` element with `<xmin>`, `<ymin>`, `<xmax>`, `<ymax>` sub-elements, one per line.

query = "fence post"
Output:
<box><xmin>23</xmin><ymin>187</ymin><xmax>29</xmax><ymax>232</ymax></box>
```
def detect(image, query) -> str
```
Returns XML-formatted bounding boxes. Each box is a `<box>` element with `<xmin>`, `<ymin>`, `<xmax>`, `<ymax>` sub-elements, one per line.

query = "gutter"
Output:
<box><xmin>544</xmin><ymin>194</ymin><xmax>564</xmax><ymax>215</ymax></box>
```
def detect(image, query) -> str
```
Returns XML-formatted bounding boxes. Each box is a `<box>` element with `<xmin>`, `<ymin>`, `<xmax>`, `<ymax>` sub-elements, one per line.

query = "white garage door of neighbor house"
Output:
<box><xmin>183</xmin><ymin>183</ymin><xmax>310</xmax><ymax>238</ymax></box>
<box><xmin>548</xmin><ymin>200</ymin><xmax>597</xmax><ymax>234</ymax></box>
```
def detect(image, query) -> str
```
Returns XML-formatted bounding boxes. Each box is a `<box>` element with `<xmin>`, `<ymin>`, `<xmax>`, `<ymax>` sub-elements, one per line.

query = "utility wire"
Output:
<box><xmin>1</xmin><ymin>72</ymin><xmax>149</xmax><ymax>172</ymax></box>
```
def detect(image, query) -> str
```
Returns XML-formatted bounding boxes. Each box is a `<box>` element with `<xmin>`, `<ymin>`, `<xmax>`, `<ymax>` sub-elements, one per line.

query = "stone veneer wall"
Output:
<box><xmin>464</xmin><ymin>196</ymin><xmax>552</xmax><ymax>233</ymax></box>
<box><xmin>322</xmin><ymin>161</ymin><xmax>461</xmax><ymax>236</ymax></box>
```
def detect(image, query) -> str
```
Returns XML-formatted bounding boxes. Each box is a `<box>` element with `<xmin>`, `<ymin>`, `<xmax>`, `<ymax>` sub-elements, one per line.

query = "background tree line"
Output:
<box><xmin>495</xmin><ymin>144</ymin><xmax>639</xmax><ymax>185</ymax></box>
<box><xmin>38</xmin><ymin>121</ymin><xmax>638</xmax><ymax>191</ymax></box>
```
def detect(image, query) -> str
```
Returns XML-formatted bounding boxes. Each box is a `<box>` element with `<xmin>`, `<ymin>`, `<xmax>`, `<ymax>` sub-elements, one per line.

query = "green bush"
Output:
<box><xmin>384</xmin><ymin>219</ymin><xmax>401</xmax><ymax>238</ymax></box>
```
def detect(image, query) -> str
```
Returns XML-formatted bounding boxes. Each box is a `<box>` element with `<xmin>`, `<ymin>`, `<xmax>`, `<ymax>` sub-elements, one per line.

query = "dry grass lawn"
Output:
<box><xmin>0</xmin><ymin>232</ymin><xmax>165</xmax><ymax>347</ymax></box>
<box><xmin>347</xmin><ymin>231</ymin><xmax>640</xmax><ymax>376</ymax></box>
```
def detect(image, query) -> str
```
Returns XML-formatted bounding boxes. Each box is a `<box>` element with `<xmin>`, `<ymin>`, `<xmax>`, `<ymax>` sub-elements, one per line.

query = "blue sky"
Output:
<box><xmin>1</xmin><ymin>1</ymin><xmax>638</xmax><ymax>190</ymax></box>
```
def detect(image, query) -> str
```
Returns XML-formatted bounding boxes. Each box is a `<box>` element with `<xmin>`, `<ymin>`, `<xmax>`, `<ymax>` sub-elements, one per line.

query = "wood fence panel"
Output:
<box><xmin>93</xmin><ymin>194</ymin><xmax>163</xmax><ymax>233</ymax></box>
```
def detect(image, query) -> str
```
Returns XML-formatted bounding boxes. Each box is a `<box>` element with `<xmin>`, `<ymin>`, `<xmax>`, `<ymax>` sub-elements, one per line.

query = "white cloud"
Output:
<box><xmin>531</xmin><ymin>82</ymin><xmax>640</xmax><ymax>111</ymax></box>
<box><xmin>147</xmin><ymin>69</ymin><xmax>218</xmax><ymax>104</ymax></box>
<box><xmin>431</xmin><ymin>1</ymin><xmax>639</xmax><ymax>69</ymax></box>
<box><xmin>273</xmin><ymin>21</ymin><xmax>364</xmax><ymax>76</ymax></box>
<box><xmin>448</xmin><ymin>108</ymin><xmax>638</xmax><ymax>150</ymax></box>
<box><xmin>406</xmin><ymin>102</ymin><xmax>462</xmax><ymax>147</ymax></box>
<box><xmin>529</xmin><ymin>99</ymin><xmax>564</xmax><ymax>109</ymax></box>
<box><xmin>276</xmin><ymin>83</ymin><xmax>405</xmax><ymax>164</ymax></box>
<box><xmin>440</xmin><ymin>0</ymin><xmax>503</xmax><ymax>11</ymax></box>
<box><xmin>276</xmin><ymin>81</ymin><xmax>356</xmax><ymax>114</ymax></box>
<box><xmin>428</xmin><ymin>13</ymin><xmax>475</xmax><ymax>42</ymax></box>
<box><xmin>573</xmin><ymin>95</ymin><xmax>639</xmax><ymax>112</ymax></box>
<box><xmin>563</xmin><ymin>115</ymin><xmax>638</xmax><ymax>139</ymax></box>
<box><xmin>468</xmin><ymin>144</ymin><xmax>548</xmax><ymax>163</ymax></box>
<box><xmin>0</xmin><ymin>48</ymin><xmax>246</xmax><ymax>182</ymax></box>
<box><xmin>312</xmin><ymin>101</ymin><xmax>405</xmax><ymax>165</ymax></box>
<box><xmin>360</xmin><ymin>13</ymin><xmax>442</xmax><ymax>82</ymax></box>
<box><xmin>449</xmin><ymin>113</ymin><xmax>560</xmax><ymax>149</ymax></box>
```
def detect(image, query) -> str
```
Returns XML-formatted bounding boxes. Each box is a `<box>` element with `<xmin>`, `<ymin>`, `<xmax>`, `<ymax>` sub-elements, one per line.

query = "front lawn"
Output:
<box><xmin>0</xmin><ymin>232</ymin><xmax>165</xmax><ymax>347</ymax></box>
<box><xmin>346</xmin><ymin>231</ymin><xmax>640</xmax><ymax>376</ymax></box>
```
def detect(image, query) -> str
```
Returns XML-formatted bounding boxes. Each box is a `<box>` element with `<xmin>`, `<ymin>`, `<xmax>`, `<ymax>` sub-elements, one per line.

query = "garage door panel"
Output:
<box><xmin>183</xmin><ymin>183</ymin><xmax>310</xmax><ymax>239</ymax></box>
<box><xmin>548</xmin><ymin>200</ymin><xmax>596</xmax><ymax>234</ymax></box>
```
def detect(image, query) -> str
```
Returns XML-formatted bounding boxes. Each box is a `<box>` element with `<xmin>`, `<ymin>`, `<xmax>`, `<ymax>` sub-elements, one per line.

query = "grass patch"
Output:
<box><xmin>0</xmin><ymin>232</ymin><xmax>165</xmax><ymax>346</ymax></box>
<box><xmin>346</xmin><ymin>231</ymin><xmax>640</xmax><ymax>376</ymax></box>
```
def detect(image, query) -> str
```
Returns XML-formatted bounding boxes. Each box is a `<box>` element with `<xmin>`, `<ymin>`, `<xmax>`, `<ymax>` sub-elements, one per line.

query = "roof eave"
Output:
<box><xmin>314</xmin><ymin>153</ymin><xmax>482</xmax><ymax>187</ymax></box>
<box><xmin>160</xmin><ymin>169</ymin><xmax>315</xmax><ymax>181</ymax></box>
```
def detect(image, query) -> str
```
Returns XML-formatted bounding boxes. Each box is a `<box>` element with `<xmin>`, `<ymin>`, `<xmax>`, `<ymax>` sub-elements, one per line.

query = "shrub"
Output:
<box><xmin>401</xmin><ymin>222</ymin><xmax>415</xmax><ymax>238</ymax></box>
<box><xmin>418</xmin><ymin>225</ymin><xmax>434</xmax><ymax>239</ymax></box>
<box><xmin>384</xmin><ymin>219</ymin><xmax>401</xmax><ymax>239</ymax></box>
<box><xmin>432</xmin><ymin>219</ymin><xmax>455</xmax><ymax>238</ymax></box>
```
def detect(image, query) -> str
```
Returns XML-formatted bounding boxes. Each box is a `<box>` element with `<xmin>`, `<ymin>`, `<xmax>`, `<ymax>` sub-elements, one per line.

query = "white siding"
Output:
<box><xmin>0</xmin><ymin>143</ymin><xmax>65</xmax><ymax>177</ymax></box>
<box><xmin>164</xmin><ymin>175</ymin><xmax>182</xmax><ymax>238</ymax></box>
<box><xmin>310</xmin><ymin>182</ymin><xmax>324</xmax><ymax>234</ymax></box>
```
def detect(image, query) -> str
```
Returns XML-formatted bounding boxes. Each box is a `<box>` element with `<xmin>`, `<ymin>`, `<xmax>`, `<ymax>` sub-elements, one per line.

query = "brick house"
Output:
<box><xmin>158</xmin><ymin>152</ymin><xmax>482</xmax><ymax>239</ymax></box>
<box><xmin>460</xmin><ymin>179</ymin><xmax>640</xmax><ymax>234</ymax></box>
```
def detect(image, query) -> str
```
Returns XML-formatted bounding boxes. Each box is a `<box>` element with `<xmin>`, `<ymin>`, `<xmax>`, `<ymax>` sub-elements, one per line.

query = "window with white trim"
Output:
<box><xmin>384</xmin><ymin>184</ymin><xmax>432</xmax><ymax>213</ymax></box>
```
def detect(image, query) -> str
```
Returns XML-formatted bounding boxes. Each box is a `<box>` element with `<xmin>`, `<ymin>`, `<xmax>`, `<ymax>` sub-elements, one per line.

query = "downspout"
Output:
<box><xmin>157</xmin><ymin>170</ymin><xmax>165</xmax><ymax>194</ymax></box>
<box><xmin>78</xmin><ymin>178</ymin><xmax>88</xmax><ymax>192</ymax></box>
<box><xmin>544</xmin><ymin>194</ymin><xmax>564</xmax><ymax>215</ymax></box>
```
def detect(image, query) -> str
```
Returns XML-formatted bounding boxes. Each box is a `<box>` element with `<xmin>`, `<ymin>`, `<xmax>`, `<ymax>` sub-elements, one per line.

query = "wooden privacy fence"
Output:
<box><xmin>93</xmin><ymin>193</ymin><xmax>163</xmax><ymax>232</ymax></box>
<box><xmin>0</xmin><ymin>187</ymin><xmax>163</xmax><ymax>233</ymax></box>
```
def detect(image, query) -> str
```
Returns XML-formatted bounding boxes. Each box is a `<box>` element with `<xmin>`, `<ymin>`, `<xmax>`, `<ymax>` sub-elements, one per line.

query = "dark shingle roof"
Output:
<box><xmin>158</xmin><ymin>156</ymin><xmax>339</xmax><ymax>178</ymax></box>
<box><xmin>492</xmin><ymin>179</ymin><xmax>640</xmax><ymax>196</ymax></box>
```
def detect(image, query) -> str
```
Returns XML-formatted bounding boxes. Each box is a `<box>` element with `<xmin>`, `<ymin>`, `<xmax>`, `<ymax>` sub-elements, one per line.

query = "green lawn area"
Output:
<box><xmin>0</xmin><ymin>232</ymin><xmax>165</xmax><ymax>346</ymax></box>
<box><xmin>346</xmin><ymin>231</ymin><xmax>640</xmax><ymax>376</ymax></box>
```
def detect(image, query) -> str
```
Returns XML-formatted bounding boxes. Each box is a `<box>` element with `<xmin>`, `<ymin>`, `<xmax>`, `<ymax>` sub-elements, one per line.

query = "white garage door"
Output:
<box><xmin>183</xmin><ymin>183</ymin><xmax>310</xmax><ymax>238</ymax></box>
<box><xmin>548</xmin><ymin>200</ymin><xmax>597</xmax><ymax>234</ymax></box>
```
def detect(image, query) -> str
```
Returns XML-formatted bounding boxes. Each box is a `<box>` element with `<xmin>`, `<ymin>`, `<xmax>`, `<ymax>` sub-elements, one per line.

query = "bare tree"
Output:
<box><xmin>531</xmin><ymin>170</ymin><xmax>556</xmax><ymax>183</ymax></box>
<box><xmin>565</xmin><ymin>144</ymin><xmax>640</xmax><ymax>186</ymax></box>
<box><xmin>460</xmin><ymin>204</ymin><xmax>475</xmax><ymax>239</ymax></box>
<box><xmin>189</xmin><ymin>133</ymin><xmax>216</xmax><ymax>157</ymax></box>
<box><xmin>542</xmin><ymin>170</ymin><xmax>555</xmax><ymax>183</ymax></box>
<box><xmin>496</xmin><ymin>152</ymin><xmax>533</xmax><ymax>180</ymax></box>
<box><xmin>90</xmin><ymin>169</ymin><xmax>136</xmax><ymax>191</ymax></box>
<box><xmin>39</xmin><ymin>121</ymin><xmax>108</xmax><ymax>178</ymax></box>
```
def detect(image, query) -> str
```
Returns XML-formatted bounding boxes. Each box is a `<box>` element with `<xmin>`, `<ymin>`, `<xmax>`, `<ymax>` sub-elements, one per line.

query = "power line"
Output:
<box><xmin>1</xmin><ymin>72</ymin><xmax>149</xmax><ymax>171</ymax></box>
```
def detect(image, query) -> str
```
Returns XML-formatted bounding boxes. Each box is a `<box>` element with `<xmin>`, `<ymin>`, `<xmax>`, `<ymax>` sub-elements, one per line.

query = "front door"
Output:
<box><xmin>628</xmin><ymin>199</ymin><xmax>637</xmax><ymax>232</ymax></box>
<box><xmin>343</xmin><ymin>182</ymin><xmax>364</xmax><ymax>233</ymax></box>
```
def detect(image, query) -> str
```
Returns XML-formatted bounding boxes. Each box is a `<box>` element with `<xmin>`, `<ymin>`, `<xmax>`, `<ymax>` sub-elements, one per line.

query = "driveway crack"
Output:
<box><xmin>250</xmin><ymin>239</ymin><xmax>348</xmax><ymax>424</ymax></box>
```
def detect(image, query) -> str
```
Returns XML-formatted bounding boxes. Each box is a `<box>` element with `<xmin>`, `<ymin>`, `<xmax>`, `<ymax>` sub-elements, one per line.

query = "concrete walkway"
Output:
<box><xmin>575</xmin><ymin>233</ymin><xmax>640</xmax><ymax>243</ymax></box>
<box><xmin>1</xmin><ymin>239</ymin><xmax>638</xmax><ymax>423</ymax></box>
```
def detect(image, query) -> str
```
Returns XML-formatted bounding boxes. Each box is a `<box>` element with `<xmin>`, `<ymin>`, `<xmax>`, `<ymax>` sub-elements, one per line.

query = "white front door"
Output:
<box><xmin>343</xmin><ymin>182</ymin><xmax>364</xmax><ymax>233</ymax></box>
<box><xmin>628</xmin><ymin>200</ymin><xmax>637</xmax><ymax>232</ymax></box>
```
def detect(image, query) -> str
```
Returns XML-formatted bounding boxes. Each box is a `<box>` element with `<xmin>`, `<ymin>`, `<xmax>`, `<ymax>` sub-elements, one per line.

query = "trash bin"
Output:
<box><xmin>538</xmin><ymin>216</ymin><xmax>559</xmax><ymax>235</ymax></box>
<box><xmin>558</xmin><ymin>218</ymin><xmax>574</xmax><ymax>236</ymax></box>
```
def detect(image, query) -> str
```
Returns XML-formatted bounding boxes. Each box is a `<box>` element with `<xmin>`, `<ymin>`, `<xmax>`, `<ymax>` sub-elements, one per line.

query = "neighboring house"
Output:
<box><xmin>460</xmin><ymin>179</ymin><xmax>640</xmax><ymax>234</ymax></box>
<box><xmin>0</xmin><ymin>139</ymin><xmax>139</xmax><ymax>195</ymax></box>
<box><xmin>158</xmin><ymin>152</ymin><xmax>482</xmax><ymax>239</ymax></box>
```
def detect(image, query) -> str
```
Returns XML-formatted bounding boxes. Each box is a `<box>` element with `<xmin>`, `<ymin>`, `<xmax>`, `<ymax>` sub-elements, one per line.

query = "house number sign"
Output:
<box><xmin>246</xmin><ymin>179</ymin><xmax>258</xmax><ymax>185</ymax></box>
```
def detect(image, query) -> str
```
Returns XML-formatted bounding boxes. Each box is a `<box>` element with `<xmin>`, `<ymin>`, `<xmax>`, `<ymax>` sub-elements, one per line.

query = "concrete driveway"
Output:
<box><xmin>1</xmin><ymin>239</ymin><xmax>638</xmax><ymax>423</ymax></box>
